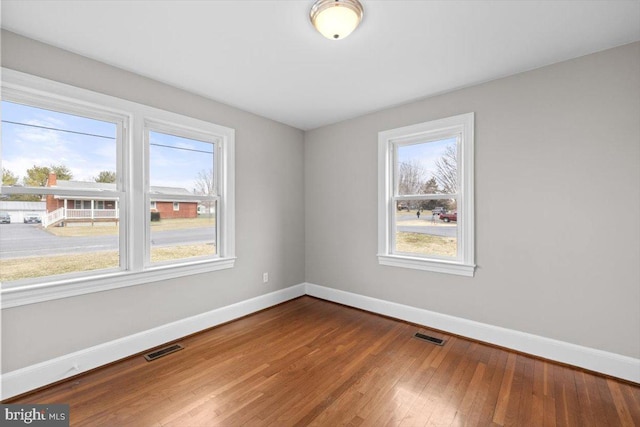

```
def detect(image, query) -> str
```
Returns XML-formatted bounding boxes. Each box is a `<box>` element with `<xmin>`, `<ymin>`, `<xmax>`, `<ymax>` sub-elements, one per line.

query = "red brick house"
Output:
<box><xmin>149</xmin><ymin>196</ymin><xmax>198</xmax><ymax>219</ymax></box>
<box><xmin>44</xmin><ymin>173</ymin><xmax>198</xmax><ymax>227</ymax></box>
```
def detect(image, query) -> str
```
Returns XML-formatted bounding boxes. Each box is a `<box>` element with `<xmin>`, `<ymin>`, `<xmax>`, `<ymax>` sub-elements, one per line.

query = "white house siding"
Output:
<box><xmin>0</xmin><ymin>201</ymin><xmax>46</xmax><ymax>223</ymax></box>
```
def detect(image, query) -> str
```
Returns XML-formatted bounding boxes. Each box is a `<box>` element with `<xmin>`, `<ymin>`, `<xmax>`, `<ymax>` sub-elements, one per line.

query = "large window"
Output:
<box><xmin>0</xmin><ymin>69</ymin><xmax>235</xmax><ymax>307</ymax></box>
<box><xmin>1</xmin><ymin>99</ymin><xmax>124</xmax><ymax>282</ymax></box>
<box><xmin>378</xmin><ymin>113</ymin><xmax>475</xmax><ymax>276</ymax></box>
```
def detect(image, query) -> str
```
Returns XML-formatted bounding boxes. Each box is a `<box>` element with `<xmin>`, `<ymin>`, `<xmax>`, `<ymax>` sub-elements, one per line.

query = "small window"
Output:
<box><xmin>150</xmin><ymin>201</ymin><xmax>156</xmax><ymax>210</ymax></box>
<box><xmin>172</xmin><ymin>202</ymin><xmax>180</xmax><ymax>211</ymax></box>
<box><xmin>378</xmin><ymin>113</ymin><xmax>475</xmax><ymax>276</ymax></box>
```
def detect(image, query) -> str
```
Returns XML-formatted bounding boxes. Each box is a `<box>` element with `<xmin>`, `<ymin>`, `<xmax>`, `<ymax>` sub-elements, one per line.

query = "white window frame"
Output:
<box><xmin>0</xmin><ymin>69</ymin><xmax>235</xmax><ymax>308</ymax></box>
<box><xmin>378</xmin><ymin>113</ymin><xmax>475</xmax><ymax>277</ymax></box>
<box><xmin>144</xmin><ymin>119</ymin><xmax>222</xmax><ymax>267</ymax></box>
<box><xmin>150</xmin><ymin>201</ymin><xmax>156</xmax><ymax>210</ymax></box>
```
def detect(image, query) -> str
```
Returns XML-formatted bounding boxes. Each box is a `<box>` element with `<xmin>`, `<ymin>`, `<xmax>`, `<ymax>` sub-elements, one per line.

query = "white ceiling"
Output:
<box><xmin>1</xmin><ymin>1</ymin><xmax>639</xmax><ymax>130</ymax></box>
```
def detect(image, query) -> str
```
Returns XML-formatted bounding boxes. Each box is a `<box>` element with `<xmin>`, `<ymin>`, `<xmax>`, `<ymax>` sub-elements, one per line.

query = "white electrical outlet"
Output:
<box><xmin>263</xmin><ymin>272</ymin><xmax>269</xmax><ymax>283</ymax></box>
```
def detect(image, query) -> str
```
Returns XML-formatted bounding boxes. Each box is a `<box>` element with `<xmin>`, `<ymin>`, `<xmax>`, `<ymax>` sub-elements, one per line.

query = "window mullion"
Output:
<box><xmin>130</xmin><ymin>115</ymin><xmax>147</xmax><ymax>272</ymax></box>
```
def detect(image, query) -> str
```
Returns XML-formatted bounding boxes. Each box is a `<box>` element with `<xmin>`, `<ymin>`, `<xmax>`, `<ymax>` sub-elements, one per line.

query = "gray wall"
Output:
<box><xmin>305</xmin><ymin>42</ymin><xmax>640</xmax><ymax>359</ymax></box>
<box><xmin>2</xmin><ymin>31</ymin><xmax>638</xmax><ymax>374</ymax></box>
<box><xmin>1</xmin><ymin>31</ymin><xmax>306</xmax><ymax>372</ymax></box>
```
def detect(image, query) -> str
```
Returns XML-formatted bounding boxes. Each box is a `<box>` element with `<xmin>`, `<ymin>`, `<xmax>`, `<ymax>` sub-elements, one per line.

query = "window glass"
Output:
<box><xmin>1</xmin><ymin>101</ymin><xmax>121</xmax><ymax>283</ymax></box>
<box><xmin>378</xmin><ymin>113</ymin><xmax>474</xmax><ymax>276</ymax></box>
<box><xmin>148</xmin><ymin>130</ymin><xmax>216</xmax><ymax>264</ymax></box>
<box><xmin>394</xmin><ymin>136</ymin><xmax>458</xmax><ymax>259</ymax></box>
<box><xmin>394</xmin><ymin>199</ymin><xmax>457</xmax><ymax>258</ymax></box>
<box><xmin>396</xmin><ymin>137</ymin><xmax>457</xmax><ymax>195</ymax></box>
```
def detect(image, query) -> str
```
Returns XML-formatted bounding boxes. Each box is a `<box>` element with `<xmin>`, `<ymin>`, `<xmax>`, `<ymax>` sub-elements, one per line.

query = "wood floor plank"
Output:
<box><xmin>397</xmin><ymin>338</ymin><xmax>471</xmax><ymax>427</ymax></box>
<box><xmin>607</xmin><ymin>378</ymin><xmax>636</xmax><ymax>426</ymax></box>
<box><xmin>492</xmin><ymin>352</ymin><xmax>517</xmax><ymax>425</ymax></box>
<box><xmin>621</xmin><ymin>381</ymin><xmax>640</xmax><ymax>424</ymax></box>
<box><xmin>6</xmin><ymin>296</ymin><xmax>639</xmax><ymax>427</ymax></box>
<box><xmin>460</xmin><ymin>346</ymin><xmax>501</xmax><ymax>426</ymax></box>
<box><xmin>514</xmin><ymin>356</ymin><xmax>536</xmax><ymax>427</ymax></box>
<box><xmin>502</xmin><ymin>354</ymin><xmax>525</xmax><ymax>427</ymax></box>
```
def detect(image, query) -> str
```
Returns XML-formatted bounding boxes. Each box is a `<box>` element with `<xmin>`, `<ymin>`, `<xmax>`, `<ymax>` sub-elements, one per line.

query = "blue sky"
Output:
<box><xmin>150</xmin><ymin>131</ymin><xmax>214</xmax><ymax>190</ymax></box>
<box><xmin>2</xmin><ymin>101</ymin><xmax>213</xmax><ymax>191</ymax></box>
<box><xmin>397</xmin><ymin>136</ymin><xmax>457</xmax><ymax>182</ymax></box>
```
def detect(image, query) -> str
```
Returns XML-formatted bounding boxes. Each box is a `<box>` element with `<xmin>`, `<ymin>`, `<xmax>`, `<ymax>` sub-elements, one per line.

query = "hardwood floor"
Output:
<box><xmin>8</xmin><ymin>296</ymin><xmax>640</xmax><ymax>426</ymax></box>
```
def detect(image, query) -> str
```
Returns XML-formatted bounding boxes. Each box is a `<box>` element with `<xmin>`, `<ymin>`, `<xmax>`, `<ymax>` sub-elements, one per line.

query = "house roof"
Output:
<box><xmin>147</xmin><ymin>186</ymin><xmax>194</xmax><ymax>197</ymax></box>
<box><xmin>0</xmin><ymin>201</ymin><xmax>46</xmax><ymax>211</ymax></box>
<box><xmin>55</xmin><ymin>180</ymin><xmax>115</xmax><ymax>191</ymax></box>
<box><xmin>52</xmin><ymin>180</ymin><xmax>199</xmax><ymax>202</ymax></box>
<box><xmin>55</xmin><ymin>180</ymin><xmax>193</xmax><ymax>195</ymax></box>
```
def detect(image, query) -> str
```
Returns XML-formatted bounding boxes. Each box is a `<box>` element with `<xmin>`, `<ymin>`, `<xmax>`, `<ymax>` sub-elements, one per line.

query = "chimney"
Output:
<box><xmin>47</xmin><ymin>172</ymin><xmax>57</xmax><ymax>187</ymax></box>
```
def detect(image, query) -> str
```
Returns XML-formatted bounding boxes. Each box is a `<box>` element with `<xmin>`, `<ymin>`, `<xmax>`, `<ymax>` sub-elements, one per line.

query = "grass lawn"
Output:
<box><xmin>45</xmin><ymin>217</ymin><xmax>216</xmax><ymax>237</ymax></box>
<box><xmin>1</xmin><ymin>251</ymin><xmax>120</xmax><ymax>282</ymax></box>
<box><xmin>396</xmin><ymin>232</ymin><xmax>456</xmax><ymax>257</ymax></box>
<box><xmin>151</xmin><ymin>244</ymin><xmax>215</xmax><ymax>262</ymax></box>
<box><xmin>0</xmin><ymin>244</ymin><xmax>215</xmax><ymax>282</ymax></box>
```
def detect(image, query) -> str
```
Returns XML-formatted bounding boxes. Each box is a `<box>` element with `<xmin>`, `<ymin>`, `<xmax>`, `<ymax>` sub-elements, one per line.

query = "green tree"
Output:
<box><xmin>2</xmin><ymin>168</ymin><xmax>19</xmax><ymax>186</ymax></box>
<box><xmin>24</xmin><ymin>164</ymin><xmax>73</xmax><ymax>187</ymax></box>
<box><xmin>95</xmin><ymin>171</ymin><xmax>116</xmax><ymax>183</ymax></box>
<box><xmin>2</xmin><ymin>168</ymin><xmax>41</xmax><ymax>201</ymax></box>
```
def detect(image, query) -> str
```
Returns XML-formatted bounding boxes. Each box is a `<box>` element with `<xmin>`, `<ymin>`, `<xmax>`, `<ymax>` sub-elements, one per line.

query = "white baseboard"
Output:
<box><xmin>1</xmin><ymin>283</ymin><xmax>306</xmax><ymax>400</ymax></box>
<box><xmin>304</xmin><ymin>283</ymin><xmax>640</xmax><ymax>383</ymax></box>
<box><xmin>3</xmin><ymin>281</ymin><xmax>638</xmax><ymax>400</ymax></box>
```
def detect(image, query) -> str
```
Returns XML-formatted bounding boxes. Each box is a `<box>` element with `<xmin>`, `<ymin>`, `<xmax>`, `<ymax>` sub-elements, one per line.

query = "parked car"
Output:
<box><xmin>0</xmin><ymin>212</ymin><xmax>10</xmax><ymax>224</ymax></box>
<box><xmin>24</xmin><ymin>215</ymin><xmax>42</xmax><ymax>224</ymax></box>
<box><xmin>439</xmin><ymin>211</ymin><xmax>457</xmax><ymax>222</ymax></box>
<box><xmin>431</xmin><ymin>207</ymin><xmax>446</xmax><ymax>215</ymax></box>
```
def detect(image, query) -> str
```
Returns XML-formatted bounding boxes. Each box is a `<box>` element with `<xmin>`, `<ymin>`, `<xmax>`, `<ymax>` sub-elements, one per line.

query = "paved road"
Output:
<box><xmin>396</xmin><ymin>214</ymin><xmax>457</xmax><ymax>237</ymax></box>
<box><xmin>0</xmin><ymin>223</ymin><xmax>215</xmax><ymax>259</ymax></box>
<box><xmin>396</xmin><ymin>225</ymin><xmax>456</xmax><ymax>238</ymax></box>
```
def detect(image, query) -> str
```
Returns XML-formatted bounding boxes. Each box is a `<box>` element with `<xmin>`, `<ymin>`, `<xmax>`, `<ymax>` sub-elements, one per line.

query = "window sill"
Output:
<box><xmin>378</xmin><ymin>254</ymin><xmax>475</xmax><ymax>277</ymax></box>
<box><xmin>1</xmin><ymin>257</ymin><xmax>236</xmax><ymax>309</ymax></box>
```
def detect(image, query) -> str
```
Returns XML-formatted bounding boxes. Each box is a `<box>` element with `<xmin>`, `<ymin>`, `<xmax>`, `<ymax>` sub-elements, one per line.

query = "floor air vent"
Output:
<box><xmin>144</xmin><ymin>344</ymin><xmax>184</xmax><ymax>361</ymax></box>
<box><xmin>414</xmin><ymin>332</ymin><xmax>445</xmax><ymax>346</ymax></box>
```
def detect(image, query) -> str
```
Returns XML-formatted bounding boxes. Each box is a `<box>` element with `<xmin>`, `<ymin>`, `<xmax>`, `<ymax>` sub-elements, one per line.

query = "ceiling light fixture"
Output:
<box><xmin>310</xmin><ymin>0</ymin><xmax>364</xmax><ymax>40</ymax></box>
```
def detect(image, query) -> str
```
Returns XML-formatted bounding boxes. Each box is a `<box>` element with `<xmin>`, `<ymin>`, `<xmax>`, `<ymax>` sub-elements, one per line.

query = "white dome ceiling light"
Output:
<box><xmin>310</xmin><ymin>0</ymin><xmax>364</xmax><ymax>40</ymax></box>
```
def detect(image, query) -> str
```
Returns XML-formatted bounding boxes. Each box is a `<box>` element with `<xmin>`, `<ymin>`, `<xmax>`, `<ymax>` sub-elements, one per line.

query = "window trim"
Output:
<box><xmin>0</xmin><ymin>68</ymin><xmax>235</xmax><ymax>308</ymax></box>
<box><xmin>377</xmin><ymin>113</ymin><xmax>475</xmax><ymax>277</ymax></box>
